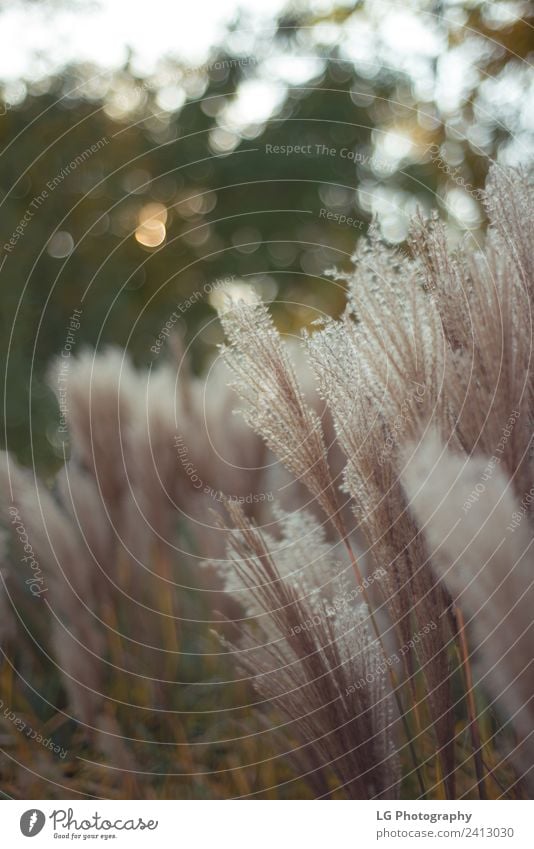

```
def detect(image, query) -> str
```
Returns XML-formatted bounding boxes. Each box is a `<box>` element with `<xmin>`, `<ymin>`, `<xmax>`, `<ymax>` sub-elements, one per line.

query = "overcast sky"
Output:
<box><xmin>0</xmin><ymin>0</ymin><xmax>290</xmax><ymax>83</ymax></box>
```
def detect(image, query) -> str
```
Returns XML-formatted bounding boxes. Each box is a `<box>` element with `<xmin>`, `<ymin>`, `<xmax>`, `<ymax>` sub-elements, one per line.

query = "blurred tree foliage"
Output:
<box><xmin>0</xmin><ymin>1</ymin><xmax>531</xmax><ymax>467</ymax></box>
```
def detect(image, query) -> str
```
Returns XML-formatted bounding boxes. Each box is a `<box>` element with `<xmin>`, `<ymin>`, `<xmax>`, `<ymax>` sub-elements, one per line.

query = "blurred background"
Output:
<box><xmin>0</xmin><ymin>0</ymin><xmax>532</xmax><ymax>469</ymax></box>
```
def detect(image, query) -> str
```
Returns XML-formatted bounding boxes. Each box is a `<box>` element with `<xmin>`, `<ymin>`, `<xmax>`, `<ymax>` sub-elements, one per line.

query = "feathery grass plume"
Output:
<box><xmin>1</xmin><ymin>453</ymin><xmax>141</xmax><ymax>772</ymax></box>
<box><xmin>218</xmin><ymin>294</ymin><xmax>346</xmax><ymax>538</ymax></box>
<box><xmin>483</xmin><ymin>167</ymin><xmax>533</xmax><ymax>296</ymax></box>
<box><xmin>410</xmin><ymin>175</ymin><xmax>533</xmax><ymax>504</ymax></box>
<box><xmin>55</xmin><ymin>461</ymin><xmax>116</xmax><ymax>583</ymax></box>
<box><xmin>216</xmin><ymin>501</ymin><xmax>400</xmax><ymax>799</ymax></box>
<box><xmin>50</xmin><ymin>347</ymin><xmax>181</xmax><ymax>552</ymax></box>
<box><xmin>48</xmin><ymin>347</ymin><xmax>139</xmax><ymax>524</ymax></box>
<box><xmin>304</xmin><ymin>238</ymin><xmax>456</xmax><ymax>795</ymax></box>
<box><xmin>304</xmin><ymin>230</ymin><xmax>446</xmax><ymax>553</ymax></box>
<box><xmin>212</xmin><ymin>505</ymin><xmax>354</xmax><ymax>646</ymax></box>
<box><xmin>197</xmin><ymin>357</ymin><xmax>274</xmax><ymax>520</ymax></box>
<box><xmin>405</xmin><ymin>165</ymin><xmax>533</xmax><ymax>794</ymax></box>
<box><xmin>2</xmin><ymin>348</ymin><xmax>277</xmax><ymax>786</ymax></box>
<box><xmin>0</xmin><ymin>164</ymin><xmax>530</xmax><ymax>799</ymax></box>
<box><xmin>400</xmin><ymin>430</ymin><xmax>534</xmax><ymax>793</ymax></box>
<box><xmin>54</xmin><ymin>348</ymin><xmax>270</xmax><ymax>562</ymax></box>
<box><xmin>127</xmin><ymin>362</ymin><xmax>183</xmax><ymax>537</ymax></box>
<box><xmin>0</xmin><ymin>450</ymin><xmax>106</xmax><ymax>730</ymax></box>
<box><xmin>127</xmin><ymin>356</ymin><xmax>271</xmax><ymax>561</ymax></box>
<box><xmin>49</xmin><ymin>349</ymin><xmax>166</xmax><ymax>595</ymax></box>
<box><xmin>45</xmin><ymin>346</ymin><xmax>272</xmax><ymax>649</ymax></box>
<box><xmin>304</xmin><ymin>320</ymin><xmax>415</xmax><ymax>651</ymax></box>
<box><xmin>408</xmin><ymin>211</ymin><xmax>470</xmax><ymax>353</ymax></box>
